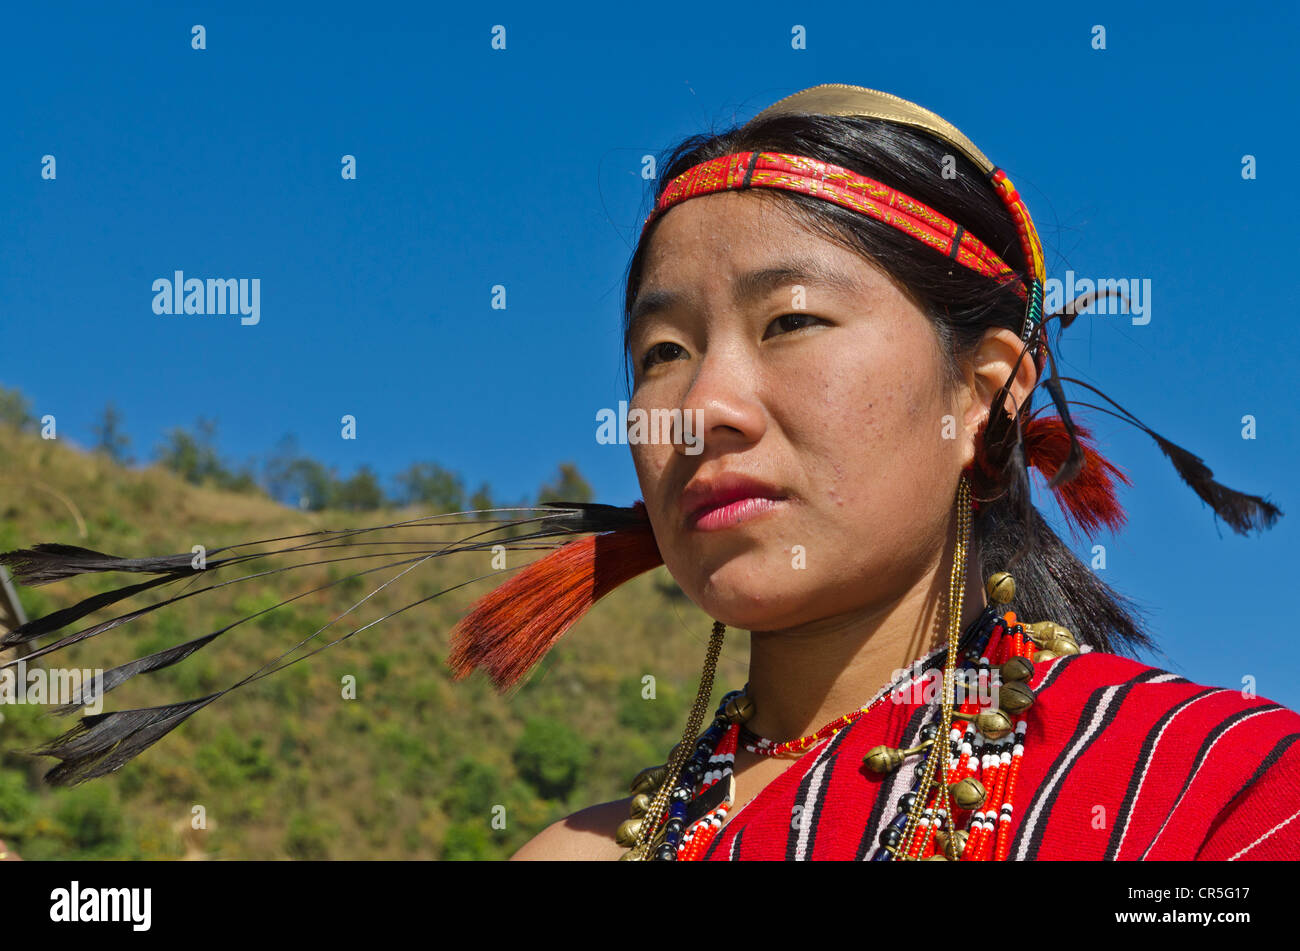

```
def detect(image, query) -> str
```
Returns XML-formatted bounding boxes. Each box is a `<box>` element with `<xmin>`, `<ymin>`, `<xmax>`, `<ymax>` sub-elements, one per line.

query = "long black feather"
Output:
<box><xmin>0</xmin><ymin>544</ymin><xmax>203</xmax><ymax>586</ymax></box>
<box><xmin>35</xmin><ymin>695</ymin><xmax>223</xmax><ymax>786</ymax></box>
<box><xmin>32</xmin><ymin>558</ymin><xmax>519</xmax><ymax>785</ymax></box>
<box><xmin>1047</xmin><ymin>287</ymin><xmax>1127</xmax><ymax>334</ymax></box>
<box><xmin>26</xmin><ymin>549</ymin><xmax>455</xmax><ymax>704</ymax></box>
<box><xmin>1052</xmin><ymin>379</ymin><xmax>1282</xmax><ymax>535</ymax></box>
<box><xmin>0</xmin><ymin>504</ymin><xmax>638</xmax><ymax>650</ymax></box>
<box><xmin>1036</xmin><ymin>339</ymin><xmax>1085</xmax><ymax>489</ymax></box>
<box><xmin>1</xmin><ymin>574</ymin><xmax>177</xmax><ymax>645</ymax></box>
<box><xmin>50</xmin><ymin>633</ymin><xmax>220</xmax><ymax>715</ymax></box>
<box><xmin>0</xmin><ymin>504</ymin><xmax>632</xmax><ymax>584</ymax></box>
<box><xmin>3</xmin><ymin>502</ymin><xmax>648</xmax><ymax>785</ymax></box>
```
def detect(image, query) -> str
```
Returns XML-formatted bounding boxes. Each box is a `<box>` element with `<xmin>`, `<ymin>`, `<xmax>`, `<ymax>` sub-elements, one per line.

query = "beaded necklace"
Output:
<box><xmin>739</xmin><ymin>690</ymin><xmax>891</xmax><ymax>758</ymax></box>
<box><xmin>617</xmin><ymin>572</ymin><xmax>1080</xmax><ymax>861</ymax></box>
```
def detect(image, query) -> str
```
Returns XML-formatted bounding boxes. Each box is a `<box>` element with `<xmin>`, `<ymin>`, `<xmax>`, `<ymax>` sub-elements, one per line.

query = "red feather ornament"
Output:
<box><xmin>1021</xmin><ymin>414</ymin><xmax>1130</xmax><ymax>538</ymax></box>
<box><xmin>447</xmin><ymin>512</ymin><xmax>663</xmax><ymax>690</ymax></box>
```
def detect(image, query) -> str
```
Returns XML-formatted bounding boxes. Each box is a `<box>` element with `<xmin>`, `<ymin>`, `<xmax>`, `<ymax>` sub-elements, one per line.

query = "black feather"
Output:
<box><xmin>3</xmin><ymin>503</ymin><xmax>649</xmax><ymax>784</ymax></box>
<box><xmin>1</xmin><ymin>575</ymin><xmax>176</xmax><ymax>645</ymax></box>
<box><xmin>1057</xmin><ymin>377</ymin><xmax>1282</xmax><ymax>535</ymax></box>
<box><xmin>0</xmin><ymin>544</ymin><xmax>203</xmax><ymax>585</ymax></box>
<box><xmin>50</xmin><ymin>633</ymin><xmax>221</xmax><ymax>715</ymax></box>
<box><xmin>35</xmin><ymin>695</ymin><xmax>222</xmax><ymax>786</ymax></box>
<box><xmin>1035</xmin><ymin>342</ymin><xmax>1085</xmax><ymax>489</ymax></box>
<box><xmin>1046</xmin><ymin>287</ymin><xmax>1128</xmax><ymax>334</ymax></box>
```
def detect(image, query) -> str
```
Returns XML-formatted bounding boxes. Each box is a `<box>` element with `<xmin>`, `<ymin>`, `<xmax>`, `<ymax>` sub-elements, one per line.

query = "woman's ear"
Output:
<box><xmin>958</xmin><ymin>327</ymin><xmax>1039</xmax><ymax>468</ymax></box>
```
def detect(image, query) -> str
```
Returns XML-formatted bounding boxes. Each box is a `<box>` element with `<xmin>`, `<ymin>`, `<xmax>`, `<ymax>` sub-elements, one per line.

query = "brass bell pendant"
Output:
<box><xmin>997</xmin><ymin>680</ymin><xmax>1035</xmax><ymax>716</ymax></box>
<box><xmin>615</xmin><ymin>817</ymin><xmax>644</xmax><ymax>847</ymax></box>
<box><xmin>949</xmin><ymin>776</ymin><xmax>987</xmax><ymax>811</ymax></box>
<box><xmin>1000</xmin><ymin>655</ymin><xmax>1034</xmax><ymax>682</ymax></box>
<box><xmin>1024</xmin><ymin>621</ymin><xmax>1080</xmax><ymax>656</ymax></box>
<box><xmin>935</xmin><ymin>828</ymin><xmax>969</xmax><ymax>859</ymax></box>
<box><xmin>953</xmin><ymin>708</ymin><xmax>1013</xmax><ymax>741</ymax></box>
<box><xmin>863</xmin><ymin>738</ymin><xmax>934</xmax><ymax>774</ymax></box>
<box><xmin>629</xmin><ymin>764</ymin><xmax>667</xmax><ymax>795</ymax></box>
<box><xmin>985</xmin><ymin>571</ymin><xmax>1016</xmax><ymax>604</ymax></box>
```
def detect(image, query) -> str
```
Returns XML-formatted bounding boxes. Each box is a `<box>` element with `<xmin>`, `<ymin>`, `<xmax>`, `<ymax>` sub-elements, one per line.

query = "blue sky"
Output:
<box><xmin>3</xmin><ymin>2</ymin><xmax>1298</xmax><ymax>705</ymax></box>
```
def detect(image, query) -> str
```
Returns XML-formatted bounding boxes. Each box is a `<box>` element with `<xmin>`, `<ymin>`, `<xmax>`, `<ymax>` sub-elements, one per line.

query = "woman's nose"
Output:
<box><xmin>673</xmin><ymin>344</ymin><xmax>766</xmax><ymax>458</ymax></box>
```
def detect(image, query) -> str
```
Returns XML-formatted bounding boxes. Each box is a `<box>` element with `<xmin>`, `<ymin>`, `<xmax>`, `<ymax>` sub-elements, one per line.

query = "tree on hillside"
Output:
<box><xmin>469</xmin><ymin>482</ymin><xmax>494</xmax><ymax>514</ymax></box>
<box><xmin>220</xmin><ymin>460</ymin><xmax>261</xmax><ymax>494</ymax></box>
<box><xmin>334</xmin><ymin>466</ymin><xmax>386</xmax><ymax>511</ymax></box>
<box><xmin>264</xmin><ymin>439</ymin><xmax>334</xmax><ymax>510</ymax></box>
<box><xmin>286</xmin><ymin>459</ymin><xmax>335</xmax><ymax>510</ymax></box>
<box><xmin>156</xmin><ymin>418</ymin><xmax>224</xmax><ymax>484</ymax></box>
<box><xmin>395</xmin><ymin>462</ymin><xmax>465</xmax><ymax>512</ymax></box>
<box><xmin>155</xmin><ymin>418</ymin><xmax>258</xmax><ymax>493</ymax></box>
<box><xmin>0</xmin><ymin>386</ymin><xmax>35</xmax><ymax>432</ymax></box>
<box><xmin>91</xmin><ymin>402</ymin><xmax>132</xmax><ymax>465</ymax></box>
<box><xmin>537</xmin><ymin>462</ymin><xmax>593</xmax><ymax>504</ymax></box>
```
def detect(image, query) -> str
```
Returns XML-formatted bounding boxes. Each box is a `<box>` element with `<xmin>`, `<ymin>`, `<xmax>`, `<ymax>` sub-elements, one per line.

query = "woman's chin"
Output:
<box><xmin>689</xmin><ymin>575</ymin><xmax>820</xmax><ymax>632</ymax></box>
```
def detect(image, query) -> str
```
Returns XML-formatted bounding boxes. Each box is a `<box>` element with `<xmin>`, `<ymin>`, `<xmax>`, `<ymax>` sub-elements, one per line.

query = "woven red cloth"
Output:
<box><xmin>703</xmin><ymin>650</ymin><xmax>1300</xmax><ymax>860</ymax></box>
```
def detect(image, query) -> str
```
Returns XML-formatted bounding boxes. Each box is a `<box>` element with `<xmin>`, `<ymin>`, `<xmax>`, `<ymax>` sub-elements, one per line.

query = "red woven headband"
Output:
<box><xmin>642</xmin><ymin>151</ymin><xmax>1028</xmax><ymax>300</ymax></box>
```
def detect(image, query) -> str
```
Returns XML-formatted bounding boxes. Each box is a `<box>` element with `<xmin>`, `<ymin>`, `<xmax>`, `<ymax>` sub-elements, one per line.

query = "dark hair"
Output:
<box><xmin>621</xmin><ymin>113</ymin><xmax>1151</xmax><ymax>656</ymax></box>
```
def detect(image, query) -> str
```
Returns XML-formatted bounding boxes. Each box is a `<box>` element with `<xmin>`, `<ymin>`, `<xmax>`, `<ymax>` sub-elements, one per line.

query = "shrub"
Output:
<box><xmin>512</xmin><ymin>717</ymin><xmax>589</xmax><ymax>800</ymax></box>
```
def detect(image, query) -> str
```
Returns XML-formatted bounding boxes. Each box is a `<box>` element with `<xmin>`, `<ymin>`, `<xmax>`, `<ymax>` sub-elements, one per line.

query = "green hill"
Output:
<box><xmin>0</xmin><ymin>422</ymin><xmax>749</xmax><ymax>859</ymax></box>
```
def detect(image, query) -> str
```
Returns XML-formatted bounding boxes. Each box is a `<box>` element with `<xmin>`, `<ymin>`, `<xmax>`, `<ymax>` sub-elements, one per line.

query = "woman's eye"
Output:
<box><xmin>641</xmin><ymin>341</ymin><xmax>687</xmax><ymax>370</ymax></box>
<box><xmin>764</xmin><ymin>313</ymin><xmax>825</xmax><ymax>338</ymax></box>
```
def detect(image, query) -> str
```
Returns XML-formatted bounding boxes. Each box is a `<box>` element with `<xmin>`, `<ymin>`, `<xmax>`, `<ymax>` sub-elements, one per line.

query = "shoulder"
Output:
<box><xmin>509</xmin><ymin>797</ymin><xmax>633</xmax><ymax>861</ymax></box>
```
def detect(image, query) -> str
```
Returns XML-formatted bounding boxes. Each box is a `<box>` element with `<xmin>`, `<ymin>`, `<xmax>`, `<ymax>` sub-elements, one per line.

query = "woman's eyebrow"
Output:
<box><xmin>629</xmin><ymin>258</ymin><xmax>865</xmax><ymax>335</ymax></box>
<box><xmin>733</xmin><ymin>259</ymin><xmax>866</xmax><ymax>304</ymax></box>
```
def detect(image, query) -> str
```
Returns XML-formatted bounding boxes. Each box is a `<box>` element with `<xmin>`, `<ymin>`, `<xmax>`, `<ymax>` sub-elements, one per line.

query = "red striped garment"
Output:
<box><xmin>702</xmin><ymin>649</ymin><xmax>1300</xmax><ymax>860</ymax></box>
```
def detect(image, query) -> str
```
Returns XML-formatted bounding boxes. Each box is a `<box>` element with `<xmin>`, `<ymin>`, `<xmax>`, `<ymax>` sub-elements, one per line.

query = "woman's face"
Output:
<box><xmin>627</xmin><ymin>191</ymin><xmax>978</xmax><ymax>632</ymax></box>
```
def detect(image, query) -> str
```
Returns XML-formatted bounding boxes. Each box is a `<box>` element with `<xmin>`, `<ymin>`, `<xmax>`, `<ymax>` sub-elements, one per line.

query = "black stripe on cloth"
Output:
<box><xmin>1197</xmin><ymin>732</ymin><xmax>1300</xmax><ymax>860</ymax></box>
<box><xmin>1138</xmin><ymin>703</ymin><xmax>1283</xmax><ymax>860</ymax></box>
<box><xmin>1015</xmin><ymin>667</ymin><xmax>1167</xmax><ymax>860</ymax></box>
<box><xmin>1217</xmin><ymin>732</ymin><xmax>1300</xmax><ymax>819</ymax></box>
<box><xmin>729</xmin><ymin>826</ymin><xmax>744</xmax><ymax>860</ymax></box>
<box><xmin>795</xmin><ymin>718</ymin><xmax>863</xmax><ymax>860</ymax></box>
<box><xmin>784</xmin><ymin>739</ymin><xmax>828</xmax><ymax>861</ymax></box>
<box><xmin>741</xmin><ymin>151</ymin><xmax>761</xmax><ymax>188</ymax></box>
<box><xmin>1030</xmin><ymin>650</ymin><xmax>1086</xmax><ymax>696</ymax></box>
<box><xmin>855</xmin><ymin>702</ymin><xmax>933</xmax><ymax>860</ymax></box>
<box><xmin>1103</xmin><ymin>687</ymin><xmax>1222</xmax><ymax>860</ymax></box>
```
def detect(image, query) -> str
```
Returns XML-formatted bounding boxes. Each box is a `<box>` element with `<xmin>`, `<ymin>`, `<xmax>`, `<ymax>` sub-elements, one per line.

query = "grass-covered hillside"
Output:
<box><xmin>0</xmin><ymin>422</ymin><xmax>749</xmax><ymax>859</ymax></box>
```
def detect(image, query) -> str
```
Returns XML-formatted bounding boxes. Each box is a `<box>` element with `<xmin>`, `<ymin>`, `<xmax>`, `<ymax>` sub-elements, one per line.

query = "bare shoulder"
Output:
<box><xmin>510</xmin><ymin>796</ymin><xmax>633</xmax><ymax>861</ymax></box>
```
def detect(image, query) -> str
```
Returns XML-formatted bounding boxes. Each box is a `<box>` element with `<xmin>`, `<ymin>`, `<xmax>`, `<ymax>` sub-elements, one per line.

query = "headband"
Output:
<box><xmin>640</xmin><ymin>84</ymin><xmax>1047</xmax><ymax>363</ymax></box>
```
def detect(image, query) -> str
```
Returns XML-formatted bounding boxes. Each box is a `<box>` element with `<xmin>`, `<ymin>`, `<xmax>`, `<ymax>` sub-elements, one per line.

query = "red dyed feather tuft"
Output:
<box><xmin>1023</xmin><ymin>414</ymin><xmax>1130</xmax><ymax>538</ymax></box>
<box><xmin>447</xmin><ymin>520</ymin><xmax>664</xmax><ymax>691</ymax></box>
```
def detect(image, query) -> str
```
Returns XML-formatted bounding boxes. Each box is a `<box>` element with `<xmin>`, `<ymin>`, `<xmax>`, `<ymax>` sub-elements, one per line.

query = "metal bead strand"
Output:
<box><xmin>897</xmin><ymin>474</ymin><xmax>970</xmax><ymax>859</ymax></box>
<box><xmin>628</xmin><ymin>620</ymin><xmax>727</xmax><ymax>859</ymax></box>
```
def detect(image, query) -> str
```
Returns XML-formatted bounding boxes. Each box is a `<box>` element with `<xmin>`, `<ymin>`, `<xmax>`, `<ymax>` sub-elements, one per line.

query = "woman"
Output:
<box><xmin>3</xmin><ymin>85</ymin><xmax>1295</xmax><ymax>862</ymax></box>
<box><xmin>499</xmin><ymin>84</ymin><xmax>1299</xmax><ymax>860</ymax></box>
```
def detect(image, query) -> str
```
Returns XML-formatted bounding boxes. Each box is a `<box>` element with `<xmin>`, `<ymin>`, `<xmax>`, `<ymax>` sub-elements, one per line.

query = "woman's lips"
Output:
<box><xmin>690</xmin><ymin>496</ymin><xmax>786</xmax><ymax>531</ymax></box>
<box><xmin>681</xmin><ymin>476</ymin><xmax>789</xmax><ymax>531</ymax></box>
